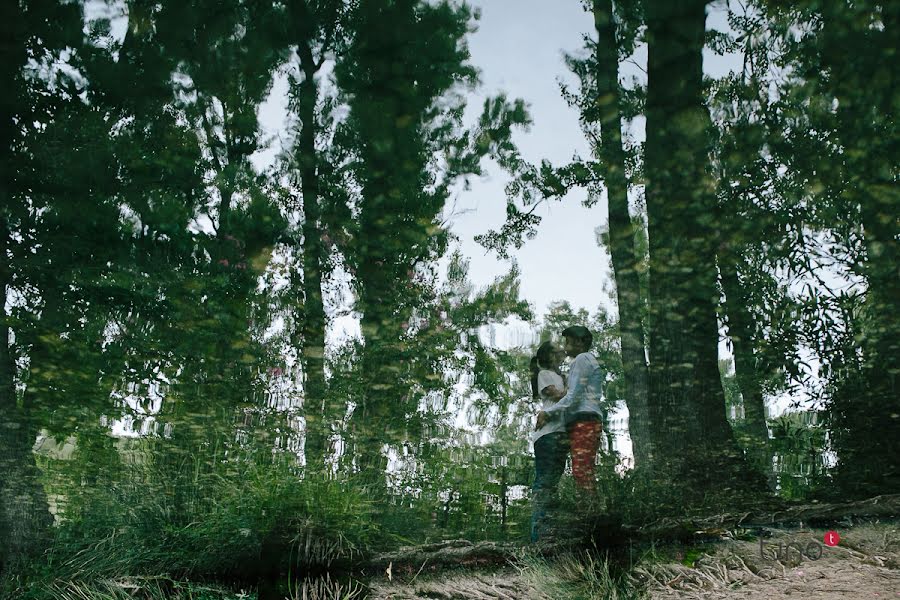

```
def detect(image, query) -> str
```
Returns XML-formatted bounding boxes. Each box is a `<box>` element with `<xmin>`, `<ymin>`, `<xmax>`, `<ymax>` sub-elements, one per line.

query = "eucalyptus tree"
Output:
<box><xmin>703</xmin><ymin>0</ymin><xmax>898</xmax><ymax>497</ymax></box>
<box><xmin>0</xmin><ymin>0</ymin><xmax>98</xmax><ymax>570</ymax></box>
<box><xmin>149</xmin><ymin>0</ymin><xmax>287</xmax><ymax>244</ymax></box>
<box><xmin>814</xmin><ymin>1</ymin><xmax>898</xmax><ymax>496</ymax></box>
<box><xmin>11</xmin><ymin>0</ymin><xmax>291</xmax><ymax>538</ymax></box>
<box><xmin>277</xmin><ymin>0</ymin><xmax>355</xmax><ymax>465</ymax></box>
<box><xmin>559</xmin><ymin>0</ymin><xmax>652</xmax><ymax>467</ymax></box>
<box><xmin>704</xmin><ymin>3</ymin><xmax>807</xmax><ymax>471</ymax></box>
<box><xmin>334</xmin><ymin>0</ymin><xmax>530</xmax><ymax>487</ymax></box>
<box><xmin>30</xmin><ymin>1</ymin><xmax>298</xmax><ymax>522</ymax></box>
<box><xmin>642</xmin><ymin>0</ymin><xmax>754</xmax><ymax>494</ymax></box>
<box><xmin>8</xmin><ymin>0</ymin><xmax>212</xmax><ymax>546</ymax></box>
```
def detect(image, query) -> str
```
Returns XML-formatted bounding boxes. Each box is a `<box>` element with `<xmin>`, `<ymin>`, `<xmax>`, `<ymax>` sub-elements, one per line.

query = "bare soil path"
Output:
<box><xmin>365</xmin><ymin>523</ymin><xmax>900</xmax><ymax>599</ymax></box>
<box><xmin>636</xmin><ymin>523</ymin><xmax>900</xmax><ymax>599</ymax></box>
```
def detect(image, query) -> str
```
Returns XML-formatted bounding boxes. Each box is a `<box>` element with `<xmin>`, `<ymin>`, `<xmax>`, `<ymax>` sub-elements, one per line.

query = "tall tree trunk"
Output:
<box><xmin>295</xmin><ymin>43</ymin><xmax>329</xmax><ymax>468</ymax></box>
<box><xmin>1</xmin><ymin>220</ymin><xmax>54</xmax><ymax>574</ymax></box>
<box><xmin>0</xmin><ymin>231</ymin><xmax>13</xmax><ymax>410</ymax></box>
<box><xmin>644</xmin><ymin>0</ymin><xmax>751</xmax><ymax>495</ymax></box>
<box><xmin>0</xmin><ymin>0</ymin><xmax>23</xmax><ymax>406</ymax></box>
<box><xmin>819</xmin><ymin>2</ymin><xmax>900</xmax><ymax>495</ymax></box>
<box><xmin>216</xmin><ymin>103</ymin><xmax>236</xmax><ymax>241</ymax></box>
<box><xmin>718</xmin><ymin>248</ymin><xmax>770</xmax><ymax>467</ymax></box>
<box><xmin>499</xmin><ymin>466</ymin><xmax>508</xmax><ymax>532</ymax></box>
<box><xmin>354</xmin><ymin>259</ymin><xmax>404</xmax><ymax>494</ymax></box>
<box><xmin>591</xmin><ymin>0</ymin><xmax>652</xmax><ymax>469</ymax></box>
<box><xmin>0</xmin><ymin>1</ymin><xmax>53</xmax><ymax>570</ymax></box>
<box><xmin>343</xmin><ymin>0</ymin><xmax>429</xmax><ymax>496</ymax></box>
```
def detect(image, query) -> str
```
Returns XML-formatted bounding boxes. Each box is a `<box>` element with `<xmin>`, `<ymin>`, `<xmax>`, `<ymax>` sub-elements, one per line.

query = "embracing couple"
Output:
<box><xmin>529</xmin><ymin>325</ymin><xmax>605</xmax><ymax>542</ymax></box>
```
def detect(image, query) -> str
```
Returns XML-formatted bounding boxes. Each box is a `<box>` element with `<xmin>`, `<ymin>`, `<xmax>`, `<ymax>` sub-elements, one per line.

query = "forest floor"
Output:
<box><xmin>11</xmin><ymin>504</ymin><xmax>899</xmax><ymax>599</ymax></box>
<box><xmin>628</xmin><ymin>522</ymin><xmax>900</xmax><ymax>600</ymax></box>
<box><xmin>365</xmin><ymin>521</ymin><xmax>900</xmax><ymax>599</ymax></box>
<box><xmin>16</xmin><ymin>521</ymin><xmax>899</xmax><ymax>599</ymax></box>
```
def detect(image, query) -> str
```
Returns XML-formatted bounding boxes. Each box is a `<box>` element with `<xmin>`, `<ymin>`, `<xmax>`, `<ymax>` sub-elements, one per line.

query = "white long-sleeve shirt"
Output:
<box><xmin>532</xmin><ymin>369</ymin><xmax>568</xmax><ymax>442</ymax></box>
<box><xmin>544</xmin><ymin>352</ymin><xmax>605</xmax><ymax>424</ymax></box>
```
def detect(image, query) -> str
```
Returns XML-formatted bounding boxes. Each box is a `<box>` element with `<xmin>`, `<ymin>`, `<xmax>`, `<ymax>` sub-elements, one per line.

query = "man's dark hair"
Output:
<box><xmin>562</xmin><ymin>325</ymin><xmax>593</xmax><ymax>349</ymax></box>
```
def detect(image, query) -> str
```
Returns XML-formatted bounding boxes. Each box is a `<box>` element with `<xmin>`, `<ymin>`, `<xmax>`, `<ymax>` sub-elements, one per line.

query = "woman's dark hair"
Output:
<box><xmin>530</xmin><ymin>341</ymin><xmax>560</xmax><ymax>399</ymax></box>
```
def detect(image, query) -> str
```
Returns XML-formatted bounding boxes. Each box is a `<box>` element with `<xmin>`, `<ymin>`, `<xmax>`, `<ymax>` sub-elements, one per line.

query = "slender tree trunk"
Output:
<box><xmin>0</xmin><ymin>2</ymin><xmax>53</xmax><ymax>570</ymax></box>
<box><xmin>343</xmin><ymin>0</ymin><xmax>428</xmax><ymax>496</ymax></box>
<box><xmin>217</xmin><ymin>182</ymin><xmax>234</xmax><ymax>240</ymax></box>
<box><xmin>0</xmin><ymin>0</ymin><xmax>22</xmax><ymax>406</ymax></box>
<box><xmin>849</xmin><ymin>7</ymin><xmax>900</xmax><ymax>488</ymax></box>
<box><xmin>354</xmin><ymin>261</ymin><xmax>403</xmax><ymax>495</ymax></box>
<box><xmin>591</xmin><ymin>0</ymin><xmax>652</xmax><ymax>469</ymax></box>
<box><xmin>217</xmin><ymin>105</ymin><xmax>236</xmax><ymax>241</ymax></box>
<box><xmin>718</xmin><ymin>249</ymin><xmax>770</xmax><ymax>466</ymax></box>
<box><xmin>644</xmin><ymin>0</ymin><xmax>751</xmax><ymax>495</ymax></box>
<box><xmin>295</xmin><ymin>47</ymin><xmax>329</xmax><ymax>467</ymax></box>
<box><xmin>0</xmin><ymin>0</ymin><xmax>20</xmax><ymax>421</ymax></box>
<box><xmin>499</xmin><ymin>466</ymin><xmax>508</xmax><ymax>532</ymax></box>
<box><xmin>1</xmin><ymin>219</ymin><xmax>53</xmax><ymax>575</ymax></box>
<box><xmin>0</xmin><ymin>220</ymin><xmax>14</xmax><ymax>420</ymax></box>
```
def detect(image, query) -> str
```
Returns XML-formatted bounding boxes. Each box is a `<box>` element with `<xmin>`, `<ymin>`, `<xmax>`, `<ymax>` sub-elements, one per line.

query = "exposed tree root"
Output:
<box><xmin>365</xmin><ymin>540</ymin><xmax>521</xmax><ymax>573</ymax></box>
<box><xmin>627</xmin><ymin>493</ymin><xmax>900</xmax><ymax>540</ymax></box>
<box><xmin>367</xmin><ymin>570</ymin><xmax>538</xmax><ymax>600</ymax></box>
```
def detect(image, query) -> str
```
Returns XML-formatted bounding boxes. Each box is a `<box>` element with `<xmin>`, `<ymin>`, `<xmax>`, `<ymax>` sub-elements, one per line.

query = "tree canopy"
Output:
<box><xmin>1</xmin><ymin>1</ymin><xmax>896</xmax><ymax>598</ymax></box>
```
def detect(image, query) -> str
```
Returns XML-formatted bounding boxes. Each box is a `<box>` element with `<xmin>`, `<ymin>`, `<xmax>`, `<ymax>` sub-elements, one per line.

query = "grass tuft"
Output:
<box><xmin>516</xmin><ymin>550</ymin><xmax>648</xmax><ymax>600</ymax></box>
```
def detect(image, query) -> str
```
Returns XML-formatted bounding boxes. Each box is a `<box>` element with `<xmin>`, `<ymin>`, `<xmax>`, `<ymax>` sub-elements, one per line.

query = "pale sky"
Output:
<box><xmin>451</xmin><ymin>0</ymin><xmax>606</xmax><ymax>318</ymax></box>
<box><xmin>447</xmin><ymin>0</ymin><xmax>741</xmax><ymax>319</ymax></box>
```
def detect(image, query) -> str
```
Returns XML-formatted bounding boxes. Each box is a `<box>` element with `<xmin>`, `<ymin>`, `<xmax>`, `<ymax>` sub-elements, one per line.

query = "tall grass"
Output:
<box><xmin>2</xmin><ymin>452</ymin><xmax>380</xmax><ymax>600</ymax></box>
<box><xmin>516</xmin><ymin>550</ymin><xmax>648</xmax><ymax>600</ymax></box>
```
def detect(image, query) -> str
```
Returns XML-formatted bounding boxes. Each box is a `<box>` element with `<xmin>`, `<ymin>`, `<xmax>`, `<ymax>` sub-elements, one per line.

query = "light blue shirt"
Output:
<box><xmin>544</xmin><ymin>352</ymin><xmax>605</xmax><ymax>424</ymax></box>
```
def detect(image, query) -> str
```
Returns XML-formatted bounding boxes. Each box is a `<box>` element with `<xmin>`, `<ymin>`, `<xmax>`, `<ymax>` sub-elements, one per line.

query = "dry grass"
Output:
<box><xmin>286</xmin><ymin>574</ymin><xmax>366</xmax><ymax>600</ymax></box>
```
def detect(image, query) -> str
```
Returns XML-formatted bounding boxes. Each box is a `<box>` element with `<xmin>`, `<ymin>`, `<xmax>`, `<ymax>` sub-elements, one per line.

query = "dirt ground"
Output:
<box><xmin>635</xmin><ymin>523</ymin><xmax>900</xmax><ymax>599</ymax></box>
<box><xmin>366</xmin><ymin>523</ymin><xmax>900</xmax><ymax>599</ymax></box>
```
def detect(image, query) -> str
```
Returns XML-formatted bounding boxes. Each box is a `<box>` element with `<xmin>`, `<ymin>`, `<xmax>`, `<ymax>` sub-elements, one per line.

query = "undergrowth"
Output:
<box><xmin>517</xmin><ymin>550</ymin><xmax>648</xmax><ymax>600</ymax></box>
<box><xmin>1</xmin><ymin>454</ymin><xmax>379</xmax><ymax>600</ymax></box>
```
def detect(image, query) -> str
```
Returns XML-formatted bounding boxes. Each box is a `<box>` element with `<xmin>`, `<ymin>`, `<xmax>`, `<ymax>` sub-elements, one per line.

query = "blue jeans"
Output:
<box><xmin>530</xmin><ymin>432</ymin><xmax>569</xmax><ymax>542</ymax></box>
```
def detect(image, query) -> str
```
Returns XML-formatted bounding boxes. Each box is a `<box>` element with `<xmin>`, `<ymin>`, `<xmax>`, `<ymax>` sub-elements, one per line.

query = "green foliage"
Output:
<box><xmin>768</xmin><ymin>411</ymin><xmax>830</xmax><ymax>500</ymax></box>
<box><xmin>518</xmin><ymin>550</ymin><xmax>647</xmax><ymax>600</ymax></box>
<box><xmin>3</xmin><ymin>453</ymin><xmax>378</xmax><ymax>598</ymax></box>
